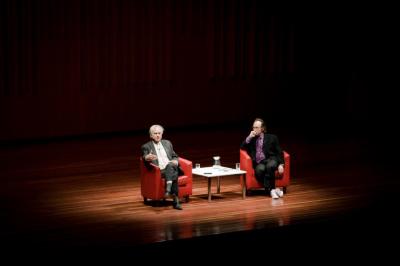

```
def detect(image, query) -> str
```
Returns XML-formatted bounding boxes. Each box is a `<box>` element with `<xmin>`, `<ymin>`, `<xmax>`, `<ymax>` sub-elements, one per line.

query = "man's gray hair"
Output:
<box><xmin>149</xmin><ymin>124</ymin><xmax>164</xmax><ymax>136</ymax></box>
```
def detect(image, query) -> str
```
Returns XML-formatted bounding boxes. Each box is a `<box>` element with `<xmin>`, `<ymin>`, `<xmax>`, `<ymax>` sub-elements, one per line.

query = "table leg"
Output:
<box><xmin>208</xmin><ymin>177</ymin><xmax>212</xmax><ymax>202</ymax></box>
<box><xmin>217</xmin><ymin>176</ymin><xmax>220</xmax><ymax>194</ymax></box>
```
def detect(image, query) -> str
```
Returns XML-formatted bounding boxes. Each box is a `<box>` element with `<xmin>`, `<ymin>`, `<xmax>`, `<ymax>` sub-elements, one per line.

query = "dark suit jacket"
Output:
<box><xmin>240</xmin><ymin>133</ymin><xmax>284</xmax><ymax>166</ymax></box>
<box><xmin>141</xmin><ymin>139</ymin><xmax>183</xmax><ymax>174</ymax></box>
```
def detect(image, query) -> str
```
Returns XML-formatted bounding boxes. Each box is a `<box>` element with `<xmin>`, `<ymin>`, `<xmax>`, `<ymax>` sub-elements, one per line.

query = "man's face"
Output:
<box><xmin>151</xmin><ymin>129</ymin><xmax>163</xmax><ymax>143</ymax></box>
<box><xmin>252</xmin><ymin>121</ymin><xmax>263</xmax><ymax>136</ymax></box>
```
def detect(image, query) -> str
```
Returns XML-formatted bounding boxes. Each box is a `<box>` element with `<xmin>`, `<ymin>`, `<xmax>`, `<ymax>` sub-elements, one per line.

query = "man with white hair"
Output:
<box><xmin>141</xmin><ymin>124</ymin><xmax>183</xmax><ymax>210</ymax></box>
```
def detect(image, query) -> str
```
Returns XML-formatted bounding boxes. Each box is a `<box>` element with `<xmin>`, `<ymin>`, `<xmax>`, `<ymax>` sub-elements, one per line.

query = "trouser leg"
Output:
<box><xmin>254</xmin><ymin>159</ymin><xmax>278</xmax><ymax>191</ymax></box>
<box><xmin>162</xmin><ymin>163</ymin><xmax>179</xmax><ymax>196</ymax></box>
<box><xmin>265</xmin><ymin>159</ymin><xmax>278</xmax><ymax>190</ymax></box>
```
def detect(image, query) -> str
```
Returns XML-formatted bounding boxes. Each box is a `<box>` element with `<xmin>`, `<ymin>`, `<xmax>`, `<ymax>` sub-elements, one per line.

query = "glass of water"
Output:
<box><xmin>213</xmin><ymin>156</ymin><xmax>221</xmax><ymax>168</ymax></box>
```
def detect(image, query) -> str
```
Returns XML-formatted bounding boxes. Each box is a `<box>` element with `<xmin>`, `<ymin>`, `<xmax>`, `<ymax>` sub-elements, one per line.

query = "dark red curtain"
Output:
<box><xmin>0</xmin><ymin>0</ymin><xmax>295</xmax><ymax>141</ymax></box>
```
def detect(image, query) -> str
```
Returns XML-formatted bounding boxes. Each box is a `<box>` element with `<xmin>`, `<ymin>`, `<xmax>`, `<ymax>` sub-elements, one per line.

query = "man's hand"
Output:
<box><xmin>145</xmin><ymin>151</ymin><xmax>157</xmax><ymax>161</ymax></box>
<box><xmin>171</xmin><ymin>159</ymin><xmax>179</xmax><ymax>166</ymax></box>
<box><xmin>248</xmin><ymin>130</ymin><xmax>257</xmax><ymax>138</ymax></box>
<box><xmin>278</xmin><ymin>164</ymin><xmax>284</xmax><ymax>175</ymax></box>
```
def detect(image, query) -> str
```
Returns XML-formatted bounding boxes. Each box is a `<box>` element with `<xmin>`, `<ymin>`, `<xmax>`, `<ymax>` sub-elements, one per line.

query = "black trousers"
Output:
<box><xmin>254</xmin><ymin>158</ymin><xmax>278</xmax><ymax>190</ymax></box>
<box><xmin>161</xmin><ymin>163</ymin><xmax>179</xmax><ymax>196</ymax></box>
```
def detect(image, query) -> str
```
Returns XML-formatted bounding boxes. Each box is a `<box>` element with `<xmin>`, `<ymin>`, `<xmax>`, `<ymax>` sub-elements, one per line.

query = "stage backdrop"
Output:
<box><xmin>2</xmin><ymin>1</ymin><xmax>385</xmax><ymax>141</ymax></box>
<box><xmin>0</xmin><ymin>0</ymin><xmax>297</xmax><ymax>141</ymax></box>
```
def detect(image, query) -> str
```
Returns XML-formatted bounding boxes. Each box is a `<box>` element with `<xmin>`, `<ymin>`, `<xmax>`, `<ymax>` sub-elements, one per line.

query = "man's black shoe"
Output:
<box><xmin>173</xmin><ymin>203</ymin><xmax>183</xmax><ymax>210</ymax></box>
<box><xmin>173</xmin><ymin>197</ymin><xmax>183</xmax><ymax>210</ymax></box>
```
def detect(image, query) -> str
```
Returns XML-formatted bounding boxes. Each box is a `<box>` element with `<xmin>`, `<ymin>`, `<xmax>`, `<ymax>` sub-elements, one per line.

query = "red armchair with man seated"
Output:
<box><xmin>240</xmin><ymin>149</ymin><xmax>291</xmax><ymax>194</ymax></box>
<box><xmin>139</xmin><ymin>157</ymin><xmax>193</xmax><ymax>203</ymax></box>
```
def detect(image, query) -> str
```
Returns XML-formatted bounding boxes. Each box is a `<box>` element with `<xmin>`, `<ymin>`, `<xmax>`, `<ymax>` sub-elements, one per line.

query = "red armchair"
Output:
<box><xmin>139</xmin><ymin>157</ymin><xmax>193</xmax><ymax>203</ymax></box>
<box><xmin>240</xmin><ymin>149</ymin><xmax>291</xmax><ymax>194</ymax></box>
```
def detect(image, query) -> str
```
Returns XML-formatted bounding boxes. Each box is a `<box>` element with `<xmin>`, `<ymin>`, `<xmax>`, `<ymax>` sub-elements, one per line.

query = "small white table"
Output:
<box><xmin>192</xmin><ymin>166</ymin><xmax>247</xmax><ymax>202</ymax></box>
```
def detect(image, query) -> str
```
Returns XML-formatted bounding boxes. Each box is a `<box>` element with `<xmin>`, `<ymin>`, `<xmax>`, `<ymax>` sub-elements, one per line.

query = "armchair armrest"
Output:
<box><xmin>179</xmin><ymin>157</ymin><xmax>192</xmax><ymax>177</ymax></box>
<box><xmin>140</xmin><ymin>158</ymin><xmax>163</xmax><ymax>198</ymax></box>
<box><xmin>240</xmin><ymin>149</ymin><xmax>254</xmax><ymax>173</ymax></box>
<box><xmin>281</xmin><ymin>151</ymin><xmax>290</xmax><ymax>184</ymax></box>
<box><xmin>143</xmin><ymin>162</ymin><xmax>161</xmax><ymax>180</ymax></box>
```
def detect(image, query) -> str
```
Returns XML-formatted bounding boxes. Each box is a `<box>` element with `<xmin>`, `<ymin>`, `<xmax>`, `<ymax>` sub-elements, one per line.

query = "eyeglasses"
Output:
<box><xmin>252</xmin><ymin>126</ymin><xmax>261</xmax><ymax>129</ymax></box>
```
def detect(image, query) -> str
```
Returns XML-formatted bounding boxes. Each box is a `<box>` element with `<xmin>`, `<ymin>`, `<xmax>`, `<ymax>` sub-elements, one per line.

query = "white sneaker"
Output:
<box><xmin>270</xmin><ymin>189</ymin><xmax>279</xmax><ymax>199</ymax></box>
<box><xmin>275</xmin><ymin>188</ymin><xmax>284</xmax><ymax>198</ymax></box>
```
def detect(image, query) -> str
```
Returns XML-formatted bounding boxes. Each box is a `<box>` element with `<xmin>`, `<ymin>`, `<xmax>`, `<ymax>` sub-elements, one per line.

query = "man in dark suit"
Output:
<box><xmin>240</xmin><ymin>118</ymin><xmax>285</xmax><ymax>199</ymax></box>
<box><xmin>141</xmin><ymin>124</ymin><xmax>183</xmax><ymax>210</ymax></box>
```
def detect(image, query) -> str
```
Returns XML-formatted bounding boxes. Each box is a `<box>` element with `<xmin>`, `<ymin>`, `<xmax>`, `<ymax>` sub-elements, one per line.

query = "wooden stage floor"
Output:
<box><xmin>1</xmin><ymin>127</ymin><xmax>398</xmax><ymax>261</ymax></box>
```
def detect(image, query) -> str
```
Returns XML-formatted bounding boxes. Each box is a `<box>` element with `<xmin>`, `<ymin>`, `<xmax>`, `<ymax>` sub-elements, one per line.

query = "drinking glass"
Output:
<box><xmin>213</xmin><ymin>156</ymin><xmax>221</xmax><ymax>167</ymax></box>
